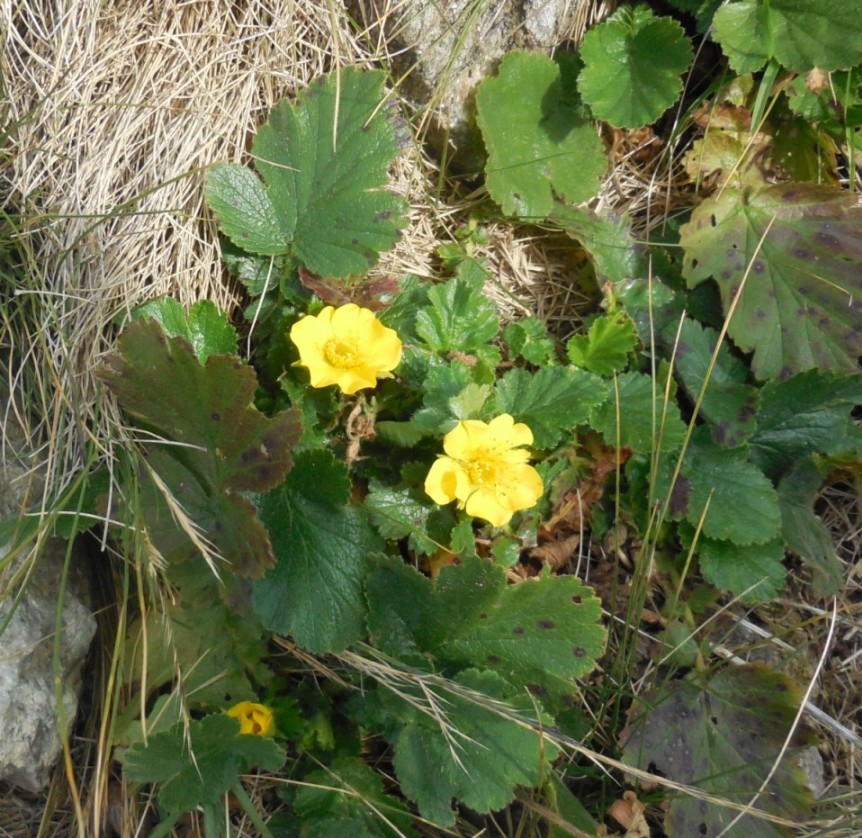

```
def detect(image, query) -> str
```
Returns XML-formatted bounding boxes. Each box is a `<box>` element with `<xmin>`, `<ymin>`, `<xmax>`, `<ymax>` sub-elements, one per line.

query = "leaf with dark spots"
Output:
<box><xmin>669</xmin><ymin>318</ymin><xmax>759</xmax><ymax>448</ymax></box>
<box><xmin>366</xmin><ymin>556</ymin><xmax>605</xmax><ymax>699</ymax></box>
<box><xmin>622</xmin><ymin>665</ymin><xmax>814</xmax><ymax>837</ymax></box>
<box><xmin>668</xmin><ymin>473</ymin><xmax>691</xmax><ymax>517</ymax></box>
<box><xmin>296</xmin><ymin>266</ymin><xmax>398</xmax><ymax>312</ymax></box>
<box><xmin>99</xmin><ymin>318</ymin><xmax>301</xmax><ymax>577</ymax></box>
<box><xmin>657</xmin><ymin>428</ymin><xmax>781</xmax><ymax>546</ymax></box>
<box><xmin>680</xmin><ymin>182</ymin><xmax>862</xmax><ymax>380</ymax></box>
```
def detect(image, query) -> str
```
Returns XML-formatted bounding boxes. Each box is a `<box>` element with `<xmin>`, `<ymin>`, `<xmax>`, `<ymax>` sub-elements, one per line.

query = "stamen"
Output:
<box><xmin>323</xmin><ymin>337</ymin><xmax>360</xmax><ymax>368</ymax></box>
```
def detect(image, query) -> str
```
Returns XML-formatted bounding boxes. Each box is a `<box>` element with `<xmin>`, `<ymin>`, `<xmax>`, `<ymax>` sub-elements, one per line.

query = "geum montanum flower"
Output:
<box><xmin>289</xmin><ymin>303</ymin><xmax>402</xmax><ymax>395</ymax></box>
<box><xmin>425</xmin><ymin>414</ymin><xmax>544</xmax><ymax>527</ymax></box>
<box><xmin>226</xmin><ymin>701</ymin><xmax>274</xmax><ymax>736</ymax></box>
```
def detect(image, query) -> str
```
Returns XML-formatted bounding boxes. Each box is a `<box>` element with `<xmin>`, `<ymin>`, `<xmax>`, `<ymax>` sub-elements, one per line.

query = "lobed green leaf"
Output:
<box><xmin>495</xmin><ymin>366</ymin><xmax>608</xmax><ymax>449</ymax></box>
<box><xmin>366</xmin><ymin>556</ymin><xmax>605</xmax><ymax>698</ymax></box>
<box><xmin>99</xmin><ymin>319</ymin><xmax>300</xmax><ymax>576</ymax></box>
<box><xmin>578</xmin><ymin>6</ymin><xmax>693</xmax><ymax>129</ymax></box>
<box><xmin>567</xmin><ymin>311</ymin><xmax>638</xmax><ymax>376</ymax></box>
<box><xmin>712</xmin><ymin>0</ymin><xmax>862</xmax><ymax>73</ymax></box>
<box><xmin>664</xmin><ymin>429</ymin><xmax>782</xmax><ymax>546</ymax></box>
<box><xmin>384</xmin><ymin>669</ymin><xmax>560</xmax><ymax>827</ymax></box>
<box><xmin>252</xmin><ymin>448</ymin><xmax>381</xmax><ymax>652</ymax></box>
<box><xmin>123</xmin><ymin>714</ymin><xmax>285</xmax><ymax>818</ymax></box>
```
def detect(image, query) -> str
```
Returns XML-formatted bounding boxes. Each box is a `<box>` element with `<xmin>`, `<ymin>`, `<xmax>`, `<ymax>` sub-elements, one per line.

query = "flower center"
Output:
<box><xmin>323</xmin><ymin>337</ymin><xmax>361</xmax><ymax>369</ymax></box>
<box><xmin>464</xmin><ymin>454</ymin><xmax>500</xmax><ymax>488</ymax></box>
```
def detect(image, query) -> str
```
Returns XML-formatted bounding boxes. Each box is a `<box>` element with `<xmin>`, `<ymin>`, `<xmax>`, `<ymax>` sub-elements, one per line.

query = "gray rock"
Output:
<box><xmin>0</xmin><ymin>401</ymin><xmax>97</xmax><ymax>792</ymax></box>
<box><xmin>350</xmin><ymin>0</ymin><xmax>602</xmax><ymax>172</ymax></box>
<box><xmin>796</xmin><ymin>745</ymin><xmax>826</xmax><ymax>798</ymax></box>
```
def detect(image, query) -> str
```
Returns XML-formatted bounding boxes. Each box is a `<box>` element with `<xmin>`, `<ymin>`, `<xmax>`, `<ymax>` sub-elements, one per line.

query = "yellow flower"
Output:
<box><xmin>289</xmin><ymin>304</ymin><xmax>402</xmax><ymax>395</ymax></box>
<box><xmin>226</xmin><ymin>701</ymin><xmax>274</xmax><ymax>736</ymax></box>
<box><xmin>425</xmin><ymin>414</ymin><xmax>544</xmax><ymax>527</ymax></box>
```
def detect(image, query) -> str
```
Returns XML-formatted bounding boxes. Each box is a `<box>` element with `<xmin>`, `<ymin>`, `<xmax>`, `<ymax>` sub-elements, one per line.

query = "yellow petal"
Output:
<box><xmin>226</xmin><ymin>701</ymin><xmax>274</xmax><ymax>736</ymax></box>
<box><xmin>495</xmin><ymin>463</ymin><xmax>544</xmax><ymax>512</ymax></box>
<box><xmin>425</xmin><ymin>457</ymin><xmax>465</xmax><ymax>504</ymax></box>
<box><xmin>464</xmin><ymin>487</ymin><xmax>512</xmax><ymax>527</ymax></box>
<box><xmin>337</xmin><ymin>367</ymin><xmax>380</xmax><ymax>395</ymax></box>
<box><xmin>366</xmin><ymin>325</ymin><xmax>403</xmax><ymax>370</ymax></box>
<box><xmin>330</xmin><ymin>302</ymin><xmax>363</xmax><ymax>331</ymax></box>
<box><xmin>442</xmin><ymin>419</ymin><xmax>488</xmax><ymax>459</ymax></box>
<box><xmin>288</xmin><ymin>304</ymin><xmax>402</xmax><ymax>394</ymax></box>
<box><xmin>487</xmin><ymin>413</ymin><xmax>533</xmax><ymax>449</ymax></box>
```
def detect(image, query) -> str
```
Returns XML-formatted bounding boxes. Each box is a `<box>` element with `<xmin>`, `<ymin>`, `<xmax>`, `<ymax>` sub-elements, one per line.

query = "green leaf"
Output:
<box><xmin>99</xmin><ymin>319</ymin><xmax>301</xmax><ymax>576</ymax></box>
<box><xmin>567</xmin><ymin>312</ymin><xmax>638</xmax><ymax>376</ymax></box>
<box><xmin>680</xmin><ymin>182</ymin><xmax>862</xmax><ymax>380</ymax></box>
<box><xmin>749</xmin><ymin>370</ymin><xmax>862</xmax><ymax>478</ymax></box>
<box><xmin>204</xmin><ymin>163</ymin><xmax>287</xmax><ymax>255</ymax></box>
<box><xmin>777</xmin><ymin>460</ymin><xmax>843</xmax><ymax>595</ymax></box>
<box><xmin>503</xmin><ymin>316</ymin><xmax>557</xmax><ymax>365</ymax></box>
<box><xmin>697</xmin><ymin>536</ymin><xmax>786</xmax><ymax>602</ymax></box>
<box><xmin>712</xmin><ymin>0</ymin><xmax>862</xmax><ymax>74</ymax></box>
<box><xmin>366</xmin><ymin>482</ymin><xmax>438</xmax><ymax>555</ymax></box>
<box><xmin>124</xmin><ymin>576</ymin><xmax>269</xmax><ymax>707</ymax></box>
<box><xmin>252</xmin><ymin>448</ymin><xmax>381</xmax><ymax>652</ymax></box>
<box><xmin>545</xmin><ymin>774</ymin><xmax>601</xmax><ymax>838</ymax></box>
<box><xmin>366</xmin><ymin>555</ymin><xmax>501</xmax><ymax>660</ymax></box>
<box><xmin>413</xmin><ymin>361</ymin><xmax>475</xmax><ymax>434</ymax></box>
<box><xmin>578</xmin><ymin>6</ymin><xmax>693</xmax><ymax>129</ymax></box>
<box><xmin>591</xmin><ymin>371</ymin><xmax>685</xmax><ymax>454</ymax></box>
<box><xmin>673</xmin><ymin>318</ymin><xmax>759</xmax><ymax>448</ymax></box>
<box><xmin>366</xmin><ymin>556</ymin><xmax>605</xmax><ymax>698</ymax></box>
<box><xmin>415</xmin><ymin>260</ymin><xmax>500</xmax><ymax>354</ymax></box>
<box><xmin>666</xmin><ymin>0</ymin><xmax>724</xmax><ymax>32</ymax></box>
<box><xmin>123</xmin><ymin>714</ymin><xmax>285</xmax><ymax>817</ymax></box>
<box><xmin>295</xmin><ymin>756</ymin><xmax>415</xmax><ymax>837</ymax></box>
<box><xmin>206</xmin><ymin>70</ymin><xmax>407</xmax><ymax>277</ymax></box>
<box><xmin>622</xmin><ymin>665</ymin><xmax>814</xmax><ymax>837</ymax></box>
<box><xmin>384</xmin><ymin>669</ymin><xmax>560</xmax><ymax>827</ymax></box>
<box><xmin>442</xmin><ymin>569</ymin><xmax>607</xmax><ymax>694</ymax></box>
<box><xmin>476</xmin><ymin>51</ymin><xmax>606</xmax><ymax>218</ymax></box>
<box><xmin>373</xmin><ymin>420</ymin><xmax>426</xmax><ymax>447</ymax></box>
<box><xmin>132</xmin><ymin>298</ymin><xmax>238</xmax><ymax>363</ymax></box>
<box><xmin>494</xmin><ymin>366</ymin><xmax>608</xmax><ymax>449</ymax></box>
<box><xmin>549</xmin><ymin>205</ymin><xmax>645</xmax><ymax>284</ymax></box>
<box><xmin>665</xmin><ymin>429</ymin><xmax>782</xmax><ymax>545</ymax></box>
<box><xmin>255</xmin><ymin>69</ymin><xmax>407</xmax><ymax>276</ymax></box>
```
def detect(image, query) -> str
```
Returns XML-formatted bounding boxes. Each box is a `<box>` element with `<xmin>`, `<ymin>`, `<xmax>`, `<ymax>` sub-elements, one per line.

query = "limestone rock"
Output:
<box><xmin>349</xmin><ymin>0</ymin><xmax>609</xmax><ymax>171</ymax></box>
<box><xmin>0</xmin><ymin>402</ymin><xmax>97</xmax><ymax>792</ymax></box>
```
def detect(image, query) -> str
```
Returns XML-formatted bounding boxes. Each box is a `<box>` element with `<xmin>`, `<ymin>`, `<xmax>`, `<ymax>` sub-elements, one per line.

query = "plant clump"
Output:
<box><xmin>3</xmin><ymin>0</ymin><xmax>861</xmax><ymax>834</ymax></box>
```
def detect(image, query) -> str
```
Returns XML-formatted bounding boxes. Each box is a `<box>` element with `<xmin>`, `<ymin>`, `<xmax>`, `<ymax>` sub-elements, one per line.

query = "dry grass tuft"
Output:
<box><xmin>2</xmin><ymin>0</ymin><xmax>386</xmax><ymax>491</ymax></box>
